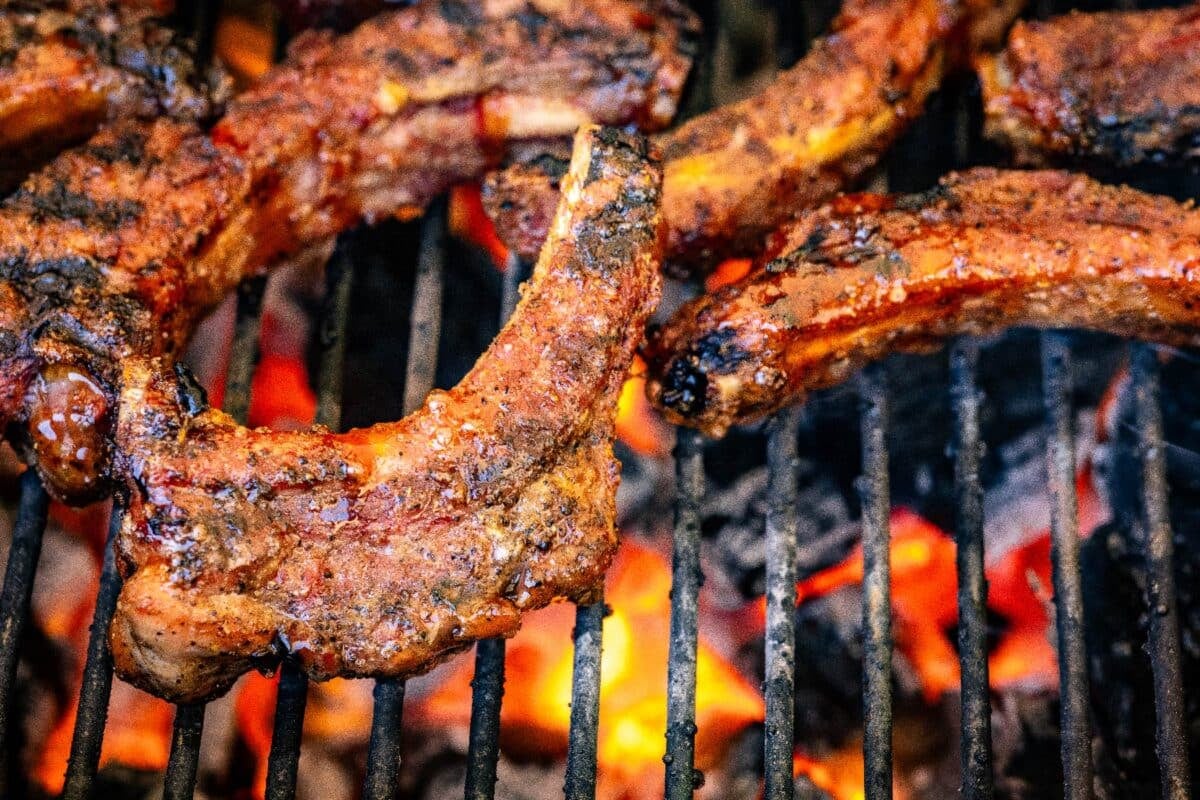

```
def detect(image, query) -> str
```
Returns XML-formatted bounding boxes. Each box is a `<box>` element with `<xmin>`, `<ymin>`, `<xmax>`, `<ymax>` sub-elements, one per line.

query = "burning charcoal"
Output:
<box><xmin>991</xmin><ymin>690</ymin><xmax>1067</xmax><ymax>800</ymax></box>
<box><xmin>700</xmin><ymin>461</ymin><xmax>854</xmax><ymax>600</ymax></box>
<box><xmin>793</xmin><ymin>587</ymin><xmax>867</xmax><ymax>746</ymax></box>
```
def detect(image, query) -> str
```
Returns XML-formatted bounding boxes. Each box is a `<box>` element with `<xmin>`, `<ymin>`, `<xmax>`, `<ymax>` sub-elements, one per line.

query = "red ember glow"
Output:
<box><xmin>417</xmin><ymin>539</ymin><xmax>763</xmax><ymax>799</ymax></box>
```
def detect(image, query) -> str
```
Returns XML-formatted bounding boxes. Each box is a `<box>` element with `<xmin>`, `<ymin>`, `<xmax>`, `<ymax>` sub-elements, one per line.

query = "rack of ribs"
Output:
<box><xmin>482</xmin><ymin>0</ymin><xmax>1023</xmax><ymax>270</ymax></box>
<box><xmin>0</xmin><ymin>0</ymin><xmax>696</xmax><ymax>501</ymax></box>
<box><xmin>109</xmin><ymin>126</ymin><xmax>663</xmax><ymax>703</ymax></box>
<box><xmin>0</xmin><ymin>0</ymin><xmax>223</xmax><ymax>191</ymax></box>
<box><xmin>644</xmin><ymin>169</ymin><xmax>1200</xmax><ymax>436</ymax></box>
<box><xmin>977</xmin><ymin>2</ymin><xmax>1200</xmax><ymax>166</ymax></box>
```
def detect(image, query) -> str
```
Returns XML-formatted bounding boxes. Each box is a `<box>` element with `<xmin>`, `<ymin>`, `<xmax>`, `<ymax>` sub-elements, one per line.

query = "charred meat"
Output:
<box><xmin>0</xmin><ymin>0</ymin><xmax>223</xmax><ymax>191</ymax></box>
<box><xmin>644</xmin><ymin>169</ymin><xmax>1200</xmax><ymax>435</ymax></box>
<box><xmin>978</xmin><ymin>3</ymin><xmax>1200</xmax><ymax>166</ymax></box>
<box><xmin>483</xmin><ymin>0</ymin><xmax>1023</xmax><ymax>269</ymax></box>
<box><xmin>0</xmin><ymin>0</ymin><xmax>695</xmax><ymax>501</ymax></box>
<box><xmin>109</xmin><ymin>126</ymin><xmax>663</xmax><ymax>703</ymax></box>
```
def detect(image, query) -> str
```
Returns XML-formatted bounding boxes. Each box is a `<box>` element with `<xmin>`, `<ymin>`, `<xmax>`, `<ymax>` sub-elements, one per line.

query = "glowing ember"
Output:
<box><xmin>616</xmin><ymin>356</ymin><xmax>673</xmax><ymax>458</ymax></box>
<box><xmin>417</xmin><ymin>539</ymin><xmax>763</xmax><ymax>798</ymax></box>
<box><xmin>450</xmin><ymin>184</ymin><xmax>511</xmax><ymax>268</ymax></box>
<box><xmin>779</xmin><ymin>472</ymin><xmax>1103</xmax><ymax>701</ymax></box>
<box><xmin>794</xmin><ymin>743</ymin><xmax>910</xmax><ymax>800</ymax></box>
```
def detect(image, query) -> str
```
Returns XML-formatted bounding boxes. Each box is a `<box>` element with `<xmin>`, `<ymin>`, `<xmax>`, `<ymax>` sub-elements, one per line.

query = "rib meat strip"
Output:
<box><xmin>0</xmin><ymin>0</ymin><xmax>222</xmax><ymax>190</ymax></box>
<box><xmin>109</xmin><ymin>126</ymin><xmax>663</xmax><ymax>703</ymax></box>
<box><xmin>978</xmin><ymin>3</ymin><xmax>1200</xmax><ymax>166</ymax></box>
<box><xmin>483</xmin><ymin>0</ymin><xmax>1022</xmax><ymax>269</ymax></box>
<box><xmin>0</xmin><ymin>0</ymin><xmax>695</xmax><ymax>501</ymax></box>
<box><xmin>644</xmin><ymin>169</ymin><xmax>1200</xmax><ymax>435</ymax></box>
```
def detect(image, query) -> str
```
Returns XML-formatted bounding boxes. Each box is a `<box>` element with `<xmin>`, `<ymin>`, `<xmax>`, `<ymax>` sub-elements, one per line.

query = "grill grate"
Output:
<box><xmin>949</xmin><ymin>340</ymin><xmax>992</xmax><ymax>800</ymax></box>
<box><xmin>0</xmin><ymin>0</ymin><xmax>1194</xmax><ymax>798</ymax></box>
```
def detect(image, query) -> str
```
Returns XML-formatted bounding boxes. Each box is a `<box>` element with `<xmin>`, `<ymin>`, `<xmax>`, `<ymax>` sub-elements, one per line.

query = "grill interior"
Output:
<box><xmin>0</xmin><ymin>0</ymin><xmax>1197</xmax><ymax>798</ymax></box>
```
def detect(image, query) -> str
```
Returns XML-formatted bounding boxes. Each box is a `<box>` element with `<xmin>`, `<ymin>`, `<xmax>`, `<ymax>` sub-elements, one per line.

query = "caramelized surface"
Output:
<box><xmin>978</xmin><ymin>3</ymin><xmax>1200</xmax><ymax>165</ymax></box>
<box><xmin>110</xmin><ymin>127</ymin><xmax>663</xmax><ymax>702</ymax></box>
<box><xmin>484</xmin><ymin>0</ymin><xmax>1022</xmax><ymax>269</ymax></box>
<box><xmin>645</xmin><ymin>169</ymin><xmax>1200</xmax><ymax>435</ymax></box>
<box><xmin>0</xmin><ymin>0</ymin><xmax>695</xmax><ymax>500</ymax></box>
<box><xmin>0</xmin><ymin>0</ymin><xmax>222</xmax><ymax>190</ymax></box>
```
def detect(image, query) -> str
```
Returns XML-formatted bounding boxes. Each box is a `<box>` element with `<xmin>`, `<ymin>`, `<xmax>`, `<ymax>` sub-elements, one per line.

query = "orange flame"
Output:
<box><xmin>794</xmin><ymin>743</ymin><xmax>910</xmax><ymax>800</ymax></box>
<box><xmin>450</xmin><ymin>185</ymin><xmax>511</xmax><ymax>268</ymax></box>
<box><xmin>616</xmin><ymin>356</ymin><xmax>673</xmax><ymax>458</ymax></box>
<box><xmin>417</xmin><ymin>539</ymin><xmax>763</xmax><ymax>798</ymax></box>
<box><xmin>772</xmin><ymin>470</ymin><xmax>1103</xmax><ymax>702</ymax></box>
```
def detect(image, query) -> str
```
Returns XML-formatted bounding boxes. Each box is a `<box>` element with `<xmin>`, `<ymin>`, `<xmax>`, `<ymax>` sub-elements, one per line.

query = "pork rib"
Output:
<box><xmin>110</xmin><ymin>126</ymin><xmax>663</xmax><ymax>703</ymax></box>
<box><xmin>644</xmin><ymin>169</ymin><xmax>1200</xmax><ymax>435</ymax></box>
<box><xmin>0</xmin><ymin>0</ymin><xmax>222</xmax><ymax>191</ymax></box>
<box><xmin>0</xmin><ymin>0</ymin><xmax>695</xmax><ymax>501</ymax></box>
<box><xmin>978</xmin><ymin>3</ymin><xmax>1200</xmax><ymax>166</ymax></box>
<box><xmin>483</xmin><ymin>0</ymin><xmax>1023</xmax><ymax>269</ymax></box>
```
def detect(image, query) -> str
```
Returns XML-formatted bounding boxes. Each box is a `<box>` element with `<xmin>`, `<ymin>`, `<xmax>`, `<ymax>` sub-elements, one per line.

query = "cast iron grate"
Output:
<box><xmin>0</xmin><ymin>0</ymin><xmax>1193</xmax><ymax>798</ymax></box>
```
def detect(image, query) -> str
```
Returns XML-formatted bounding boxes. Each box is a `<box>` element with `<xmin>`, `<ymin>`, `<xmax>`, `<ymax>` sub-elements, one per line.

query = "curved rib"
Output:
<box><xmin>109</xmin><ymin>126</ymin><xmax>663</xmax><ymax>703</ymax></box>
<box><xmin>0</xmin><ymin>0</ymin><xmax>695</xmax><ymax>500</ymax></box>
<box><xmin>644</xmin><ymin>168</ymin><xmax>1200</xmax><ymax>435</ymax></box>
<box><xmin>483</xmin><ymin>0</ymin><xmax>1023</xmax><ymax>268</ymax></box>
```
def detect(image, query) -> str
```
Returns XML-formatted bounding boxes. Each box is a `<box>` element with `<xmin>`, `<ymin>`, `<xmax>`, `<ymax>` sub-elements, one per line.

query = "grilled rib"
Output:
<box><xmin>978</xmin><ymin>3</ymin><xmax>1200</xmax><ymax>166</ymax></box>
<box><xmin>644</xmin><ymin>169</ymin><xmax>1200</xmax><ymax>435</ymax></box>
<box><xmin>0</xmin><ymin>0</ymin><xmax>223</xmax><ymax>191</ymax></box>
<box><xmin>483</xmin><ymin>0</ymin><xmax>1022</xmax><ymax>268</ymax></box>
<box><xmin>109</xmin><ymin>126</ymin><xmax>663</xmax><ymax>703</ymax></box>
<box><xmin>0</xmin><ymin>0</ymin><xmax>696</xmax><ymax>501</ymax></box>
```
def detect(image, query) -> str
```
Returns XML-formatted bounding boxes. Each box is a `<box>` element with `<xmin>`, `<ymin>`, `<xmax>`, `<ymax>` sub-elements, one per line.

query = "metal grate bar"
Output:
<box><xmin>362</xmin><ymin>679</ymin><xmax>406</xmax><ymax>800</ymax></box>
<box><xmin>1130</xmin><ymin>344</ymin><xmax>1192</xmax><ymax>800</ymax></box>
<box><xmin>950</xmin><ymin>341</ymin><xmax>993</xmax><ymax>800</ymax></box>
<box><xmin>261</xmin><ymin>238</ymin><xmax>358</xmax><ymax>800</ymax></box>
<box><xmin>1040</xmin><ymin>332</ymin><xmax>1094</xmax><ymax>800</ymax></box>
<box><xmin>0</xmin><ymin>473</ymin><xmax>49</xmax><ymax>720</ymax></box>
<box><xmin>664</xmin><ymin>428</ymin><xmax>703</xmax><ymax>800</ymax></box>
<box><xmin>359</xmin><ymin>206</ymin><xmax>451</xmax><ymax>798</ymax></box>
<box><xmin>314</xmin><ymin>238</ymin><xmax>355</xmax><ymax>430</ymax></box>
<box><xmin>264</xmin><ymin>664</ymin><xmax>309</xmax><ymax>800</ymax></box>
<box><xmin>161</xmin><ymin>276</ymin><xmax>267</xmax><ymax>799</ymax></box>
<box><xmin>0</xmin><ymin>469</ymin><xmax>50</xmax><ymax>781</ymax></box>
<box><xmin>858</xmin><ymin>364</ymin><xmax>894</xmax><ymax>800</ymax></box>
<box><xmin>162</xmin><ymin>704</ymin><xmax>206</xmax><ymax>800</ymax></box>
<box><xmin>222</xmin><ymin>276</ymin><xmax>269</xmax><ymax>425</ymax></box>
<box><xmin>463</xmin><ymin>255</ymin><xmax>530</xmax><ymax>800</ymax></box>
<box><xmin>763</xmin><ymin>410</ymin><xmax>802</xmax><ymax>800</ymax></box>
<box><xmin>564</xmin><ymin>597</ymin><xmax>605</xmax><ymax>800</ymax></box>
<box><xmin>464</xmin><ymin>638</ymin><xmax>506</xmax><ymax>800</ymax></box>
<box><xmin>61</xmin><ymin>506</ymin><xmax>125</xmax><ymax>800</ymax></box>
<box><xmin>329</xmin><ymin>240</ymin><xmax>406</xmax><ymax>792</ymax></box>
<box><xmin>402</xmin><ymin>198</ymin><xmax>447</xmax><ymax>416</ymax></box>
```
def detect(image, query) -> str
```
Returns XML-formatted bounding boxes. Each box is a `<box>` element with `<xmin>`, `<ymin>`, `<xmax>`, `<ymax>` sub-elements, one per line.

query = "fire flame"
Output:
<box><xmin>417</xmin><ymin>539</ymin><xmax>763</xmax><ymax>798</ymax></box>
<box><xmin>772</xmin><ymin>468</ymin><xmax>1102</xmax><ymax>703</ymax></box>
<box><xmin>616</xmin><ymin>356</ymin><xmax>673</xmax><ymax>458</ymax></box>
<box><xmin>449</xmin><ymin>185</ymin><xmax>511</xmax><ymax>267</ymax></box>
